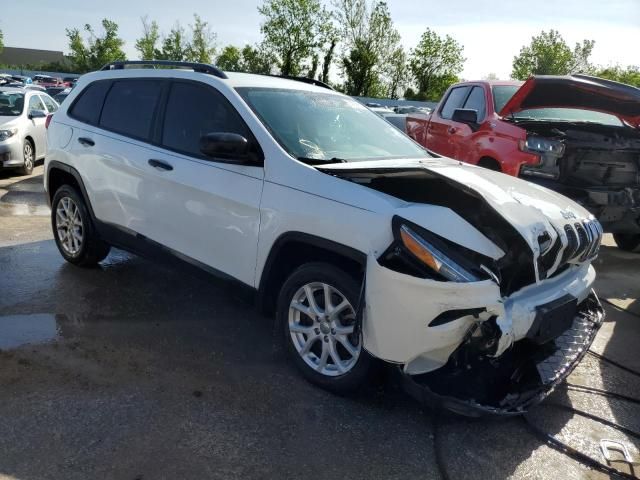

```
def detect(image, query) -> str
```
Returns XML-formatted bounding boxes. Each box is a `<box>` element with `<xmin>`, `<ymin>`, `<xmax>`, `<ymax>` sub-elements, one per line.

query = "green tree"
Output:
<box><xmin>320</xmin><ymin>38</ymin><xmax>337</xmax><ymax>83</ymax></box>
<box><xmin>157</xmin><ymin>23</ymin><xmax>189</xmax><ymax>61</ymax></box>
<box><xmin>241</xmin><ymin>44</ymin><xmax>276</xmax><ymax>74</ymax></box>
<box><xmin>595</xmin><ymin>65</ymin><xmax>640</xmax><ymax>87</ymax></box>
<box><xmin>511</xmin><ymin>30</ymin><xmax>595</xmax><ymax>80</ymax></box>
<box><xmin>0</xmin><ymin>28</ymin><xmax>4</xmax><ymax>54</ymax></box>
<box><xmin>185</xmin><ymin>14</ymin><xmax>216</xmax><ymax>63</ymax></box>
<box><xmin>334</xmin><ymin>0</ymin><xmax>401</xmax><ymax>97</ymax></box>
<box><xmin>216</xmin><ymin>45</ymin><xmax>243</xmax><ymax>71</ymax></box>
<box><xmin>383</xmin><ymin>46</ymin><xmax>408</xmax><ymax>99</ymax></box>
<box><xmin>135</xmin><ymin>16</ymin><xmax>160</xmax><ymax>60</ymax></box>
<box><xmin>66</xmin><ymin>19</ymin><xmax>126</xmax><ymax>73</ymax></box>
<box><xmin>258</xmin><ymin>0</ymin><xmax>330</xmax><ymax>76</ymax></box>
<box><xmin>408</xmin><ymin>28</ymin><xmax>464</xmax><ymax>101</ymax></box>
<box><xmin>215</xmin><ymin>44</ymin><xmax>277</xmax><ymax>74</ymax></box>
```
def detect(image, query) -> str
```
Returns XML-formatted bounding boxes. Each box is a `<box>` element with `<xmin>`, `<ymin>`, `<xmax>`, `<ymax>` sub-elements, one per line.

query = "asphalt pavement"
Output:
<box><xmin>1</xmin><ymin>165</ymin><xmax>638</xmax><ymax>480</ymax></box>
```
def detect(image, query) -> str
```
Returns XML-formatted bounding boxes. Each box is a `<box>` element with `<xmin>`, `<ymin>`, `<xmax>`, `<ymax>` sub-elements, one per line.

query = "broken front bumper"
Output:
<box><xmin>399</xmin><ymin>292</ymin><xmax>604</xmax><ymax>416</ymax></box>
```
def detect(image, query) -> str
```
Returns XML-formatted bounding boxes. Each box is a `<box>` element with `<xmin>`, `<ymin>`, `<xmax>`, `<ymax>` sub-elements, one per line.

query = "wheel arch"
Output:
<box><xmin>477</xmin><ymin>156</ymin><xmax>502</xmax><ymax>171</ymax></box>
<box><xmin>46</xmin><ymin>161</ymin><xmax>96</xmax><ymax>220</ymax></box>
<box><xmin>257</xmin><ymin>232</ymin><xmax>367</xmax><ymax>316</ymax></box>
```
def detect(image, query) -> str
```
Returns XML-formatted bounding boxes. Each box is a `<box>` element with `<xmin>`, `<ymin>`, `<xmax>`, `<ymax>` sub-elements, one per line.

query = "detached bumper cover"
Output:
<box><xmin>400</xmin><ymin>292</ymin><xmax>604</xmax><ymax>416</ymax></box>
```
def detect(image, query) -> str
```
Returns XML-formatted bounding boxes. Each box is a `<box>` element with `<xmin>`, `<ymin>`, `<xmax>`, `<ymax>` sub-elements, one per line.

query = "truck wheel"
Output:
<box><xmin>613</xmin><ymin>233</ymin><xmax>640</xmax><ymax>253</ymax></box>
<box><xmin>277</xmin><ymin>262</ymin><xmax>373</xmax><ymax>394</ymax></box>
<box><xmin>52</xmin><ymin>185</ymin><xmax>111</xmax><ymax>266</ymax></box>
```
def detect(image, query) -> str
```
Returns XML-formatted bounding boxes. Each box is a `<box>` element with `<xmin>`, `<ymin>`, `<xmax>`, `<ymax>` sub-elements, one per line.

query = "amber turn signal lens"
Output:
<box><xmin>400</xmin><ymin>226</ymin><xmax>442</xmax><ymax>273</ymax></box>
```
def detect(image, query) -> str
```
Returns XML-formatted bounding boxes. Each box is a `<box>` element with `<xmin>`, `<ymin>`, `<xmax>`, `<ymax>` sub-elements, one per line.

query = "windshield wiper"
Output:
<box><xmin>296</xmin><ymin>156</ymin><xmax>347</xmax><ymax>165</ymax></box>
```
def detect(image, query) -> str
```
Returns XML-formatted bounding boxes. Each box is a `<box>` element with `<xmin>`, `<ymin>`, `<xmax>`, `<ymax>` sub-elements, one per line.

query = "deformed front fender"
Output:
<box><xmin>363</xmin><ymin>253</ymin><xmax>504</xmax><ymax>373</ymax></box>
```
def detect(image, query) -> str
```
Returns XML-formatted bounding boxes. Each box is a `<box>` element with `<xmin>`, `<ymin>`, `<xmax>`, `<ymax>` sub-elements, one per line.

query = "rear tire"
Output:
<box><xmin>51</xmin><ymin>185</ymin><xmax>110</xmax><ymax>266</ymax></box>
<box><xmin>18</xmin><ymin>139</ymin><xmax>34</xmax><ymax>176</ymax></box>
<box><xmin>613</xmin><ymin>233</ymin><xmax>640</xmax><ymax>253</ymax></box>
<box><xmin>277</xmin><ymin>262</ymin><xmax>373</xmax><ymax>394</ymax></box>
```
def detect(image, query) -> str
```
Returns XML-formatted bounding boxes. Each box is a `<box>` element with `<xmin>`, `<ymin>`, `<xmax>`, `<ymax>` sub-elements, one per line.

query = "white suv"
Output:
<box><xmin>45</xmin><ymin>61</ymin><xmax>604</xmax><ymax>416</ymax></box>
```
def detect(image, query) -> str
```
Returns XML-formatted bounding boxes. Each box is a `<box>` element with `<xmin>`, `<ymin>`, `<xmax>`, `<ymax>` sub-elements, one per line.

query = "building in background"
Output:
<box><xmin>0</xmin><ymin>47</ymin><xmax>66</xmax><ymax>66</ymax></box>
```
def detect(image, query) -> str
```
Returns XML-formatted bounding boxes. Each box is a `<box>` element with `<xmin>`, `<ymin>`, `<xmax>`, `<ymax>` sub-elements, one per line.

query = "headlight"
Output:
<box><xmin>518</xmin><ymin>135</ymin><xmax>564</xmax><ymax>156</ymax></box>
<box><xmin>398</xmin><ymin>224</ymin><xmax>479</xmax><ymax>282</ymax></box>
<box><xmin>0</xmin><ymin>128</ymin><xmax>18</xmax><ymax>142</ymax></box>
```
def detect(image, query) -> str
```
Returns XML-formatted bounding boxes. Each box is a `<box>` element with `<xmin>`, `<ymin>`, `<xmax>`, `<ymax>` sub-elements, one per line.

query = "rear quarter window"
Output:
<box><xmin>68</xmin><ymin>81</ymin><xmax>111</xmax><ymax>125</ymax></box>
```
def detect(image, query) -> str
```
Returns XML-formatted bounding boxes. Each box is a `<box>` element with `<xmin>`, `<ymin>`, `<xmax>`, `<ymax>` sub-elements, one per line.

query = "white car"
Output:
<box><xmin>45</xmin><ymin>61</ymin><xmax>604</xmax><ymax>415</ymax></box>
<box><xmin>1</xmin><ymin>87</ymin><xmax>59</xmax><ymax>175</ymax></box>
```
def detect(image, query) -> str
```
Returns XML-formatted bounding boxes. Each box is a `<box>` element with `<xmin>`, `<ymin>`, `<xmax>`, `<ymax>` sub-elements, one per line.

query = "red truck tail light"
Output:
<box><xmin>45</xmin><ymin>114</ymin><xmax>53</xmax><ymax>129</ymax></box>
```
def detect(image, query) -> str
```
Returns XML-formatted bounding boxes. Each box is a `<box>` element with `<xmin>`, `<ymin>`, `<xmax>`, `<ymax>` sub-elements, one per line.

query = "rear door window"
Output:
<box><xmin>161</xmin><ymin>81</ymin><xmax>250</xmax><ymax>158</ymax></box>
<box><xmin>99</xmin><ymin>79</ymin><xmax>163</xmax><ymax>141</ymax></box>
<box><xmin>68</xmin><ymin>81</ymin><xmax>111</xmax><ymax>125</ymax></box>
<box><xmin>440</xmin><ymin>86</ymin><xmax>471</xmax><ymax>119</ymax></box>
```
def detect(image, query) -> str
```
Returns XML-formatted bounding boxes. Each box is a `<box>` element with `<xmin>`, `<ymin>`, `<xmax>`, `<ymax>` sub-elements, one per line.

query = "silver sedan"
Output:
<box><xmin>0</xmin><ymin>87</ymin><xmax>59</xmax><ymax>175</ymax></box>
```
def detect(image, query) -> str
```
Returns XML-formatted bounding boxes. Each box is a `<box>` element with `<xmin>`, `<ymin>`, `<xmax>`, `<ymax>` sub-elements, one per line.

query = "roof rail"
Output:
<box><xmin>272</xmin><ymin>75</ymin><xmax>333</xmax><ymax>90</ymax></box>
<box><xmin>100</xmin><ymin>60</ymin><xmax>228</xmax><ymax>79</ymax></box>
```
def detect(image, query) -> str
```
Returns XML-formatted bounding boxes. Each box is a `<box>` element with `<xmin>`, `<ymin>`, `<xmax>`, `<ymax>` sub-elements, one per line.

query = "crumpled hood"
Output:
<box><xmin>319</xmin><ymin>157</ymin><xmax>594</xmax><ymax>257</ymax></box>
<box><xmin>499</xmin><ymin>74</ymin><xmax>640</xmax><ymax>128</ymax></box>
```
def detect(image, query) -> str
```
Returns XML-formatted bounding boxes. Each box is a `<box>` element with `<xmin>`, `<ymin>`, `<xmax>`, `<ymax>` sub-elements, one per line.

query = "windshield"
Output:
<box><xmin>0</xmin><ymin>91</ymin><xmax>25</xmax><ymax>116</ymax></box>
<box><xmin>492</xmin><ymin>85</ymin><xmax>520</xmax><ymax>113</ymax></box>
<box><xmin>511</xmin><ymin>107</ymin><xmax>624</xmax><ymax>126</ymax></box>
<box><xmin>237</xmin><ymin>87</ymin><xmax>428</xmax><ymax>162</ymax></box>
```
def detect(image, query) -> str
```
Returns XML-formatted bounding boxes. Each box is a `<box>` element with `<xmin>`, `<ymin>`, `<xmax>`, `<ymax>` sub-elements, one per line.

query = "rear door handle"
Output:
<box><xmin>78</xmin><ymin>137</ymin><xmax>94</xmax><ymax>147</ymax></box>
<box><xmin>447</xmin><ymin>127</ymin><xmax>457</xmax><ymax>134</ymax></box>
<box><xmin>148</xmin><ymin>159</ymin><xmax>173</xmax><ymax>171</ymax></box>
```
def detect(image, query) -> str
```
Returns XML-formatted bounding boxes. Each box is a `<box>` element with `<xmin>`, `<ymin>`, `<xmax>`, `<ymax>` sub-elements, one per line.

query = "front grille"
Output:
<box><xmin>561</xmin><ymin>225</ymin><xmax>579</xmax><ymax>263</ymax></box>
<box><xmin>542</xmin><ymin>219</ymin><xmax>602</xmax><ymax>282</ymax></box>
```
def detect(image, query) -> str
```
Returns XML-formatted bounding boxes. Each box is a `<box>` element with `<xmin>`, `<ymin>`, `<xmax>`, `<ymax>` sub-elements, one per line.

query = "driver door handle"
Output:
<box><xmin>447</xmin><ymin>127</ymin><xmax>457</xmax><ymax>134</ymax></box>
<box><xmin>148</xmin><ymin>159</ymin><xmax>173</xmax><ymax>171</ymax></box>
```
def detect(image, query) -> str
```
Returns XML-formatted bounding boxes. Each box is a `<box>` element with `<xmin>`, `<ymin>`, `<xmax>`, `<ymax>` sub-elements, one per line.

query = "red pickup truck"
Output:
<box><xmin>406</xmin><ymin>75</ymin><xmax>640</xmax><ymax>251</ymax></box>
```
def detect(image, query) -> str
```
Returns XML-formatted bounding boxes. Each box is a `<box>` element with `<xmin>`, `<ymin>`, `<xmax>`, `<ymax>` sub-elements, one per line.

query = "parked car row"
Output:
<box><xmin>0</xmin><ymin>86</ymin><xmax>59</xmax><ymax>175</ymax></box>
<box><xmin>404</xmin><ymin>75</ymin><xmax>640</xmax><ymax>252</ymax></box>
<box><xmin>43</xmin><ymin>61</ymin><xmax>605</xmax><ymax>416</ymax></box>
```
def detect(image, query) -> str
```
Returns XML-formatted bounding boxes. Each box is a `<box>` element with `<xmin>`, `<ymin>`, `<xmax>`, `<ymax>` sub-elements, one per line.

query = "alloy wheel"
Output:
<box><xmin>55</xmin><ymin>197</ymin><xmax>84</xmax><ymax>255</ymax></box>
<box><xmin>288</xmin><ymin>282</ymin><xmax>361</xmax><ymax>377</ymax></box>
<box><xmin>23</xmin><ymin>142</ymin><xmax>34</xmax><ymax>170</ymax></box>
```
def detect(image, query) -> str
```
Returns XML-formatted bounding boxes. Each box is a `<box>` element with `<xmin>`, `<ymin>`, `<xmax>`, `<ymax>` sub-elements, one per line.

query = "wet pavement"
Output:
<box><xmin>1</xmin><ymin>166</ymin><xmax>639</xmax><ymax>479</ymax></box>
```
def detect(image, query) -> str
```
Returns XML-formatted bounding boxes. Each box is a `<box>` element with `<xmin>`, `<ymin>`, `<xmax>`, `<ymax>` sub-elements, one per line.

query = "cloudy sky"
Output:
<box><xmin>2</xmin><ymin>0</ymin><xmax>639</xmax><ymax>80</ymax></box>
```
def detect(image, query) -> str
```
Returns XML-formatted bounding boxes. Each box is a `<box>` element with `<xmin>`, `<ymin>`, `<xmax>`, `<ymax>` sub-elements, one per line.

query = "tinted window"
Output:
<box><xmin>100</xmin><ymin>80</ymin><xmax>163</xmax><ymax>140</ymax></box>
<box><xmin>492</xmin><ymin>85</ymin><xmax>520</xmax><ymax>113</ymax></box>
<box><xmin>440</xmin><ymin>86</ymin><xmax>470</xmax><ymax>119</ymax></box>
<box><xmin>28</xmin><ymin>95</ymin><xmax>45</xmax><ymax>112</ymax></box>
<box><xmin>41</xmin><ymin>95</ymin><xmax>58</xmax><ymax>113</ymax></box>
<box><xmin>462</xmin><ymin>87</ymin><xmax>486</xmax><ymax>120</ymax></box>
<box><xmin>162</xmin><ymin>82</ymin><xmax>249</xmax><ymax>157</ymax></box>
<box><xmin>69</xmin><ymin>81</ymin><xmax>111</xmax><ymax>125</ymax></box>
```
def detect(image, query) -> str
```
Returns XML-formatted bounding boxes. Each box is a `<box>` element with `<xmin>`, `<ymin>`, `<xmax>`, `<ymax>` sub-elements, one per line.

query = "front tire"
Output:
<box><xmin>613</xmin><ymin>233</ymin><xmax>640</xmax><ymax>253</ymax></box>
<box><xmin>18</xmin><ymin>139</ymin><xmax>34</xmax><ymax>175</ymax></box>
<box><xmin>51</xmin><ymin>185</ymin><xmax>110</xmax><ymax>266</ymax></box>
<box><xmin>277</xmin><ymin>262</ymin><xmax>373</xmax><ymax>393</ymax></box>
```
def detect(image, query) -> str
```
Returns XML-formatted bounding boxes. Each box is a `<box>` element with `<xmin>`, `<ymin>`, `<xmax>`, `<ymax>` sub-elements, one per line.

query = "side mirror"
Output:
<box><xmin>28</xmin><ymin>109</ymin><xmax>47</xmax><ymax>119</ymax></box>
<box><xmin>451</xmin><ymin>108</ymin><xmax>478</xmax><ymax>125</ymax></box>
<box><xmin>199</xmin><ymin>132</ymin><xmax>252</xmax><ymax>161</ymax></box>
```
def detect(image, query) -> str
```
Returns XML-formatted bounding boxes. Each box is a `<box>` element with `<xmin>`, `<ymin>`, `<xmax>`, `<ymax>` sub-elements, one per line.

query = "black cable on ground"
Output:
<box><xmin>587</xmin><ymin>350</ymin><xmax>640</xmax><ymax>378</ymax></box>
<box><xmin>522</xmin><ymin>414</ymin><xmax>637</xmax><ymax>480</ymax></box>
<box><xmin>565</xmin><ymin>383</ymin><xmax>640</xmax><ymax>406</ymax></box>
<box><xmin>431</xmin><ymin>414</ymin><xmax>451</xmax><ymax>480</ymax></box>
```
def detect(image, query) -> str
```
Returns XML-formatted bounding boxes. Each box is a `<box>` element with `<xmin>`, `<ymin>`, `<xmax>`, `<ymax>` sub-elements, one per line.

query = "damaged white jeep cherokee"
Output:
<box><xmin>45</xmin><ymin>61</ymin><xmax>604</xmax><ymax>416</ymax></box>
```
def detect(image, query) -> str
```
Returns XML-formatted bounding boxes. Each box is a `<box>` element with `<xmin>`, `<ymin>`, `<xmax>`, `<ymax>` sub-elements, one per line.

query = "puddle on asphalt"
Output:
<box><xmin>0</xmin><ymin>203</ymin><xmax>50</xmax><ymax>217</ymax></box>
<box><xmin>0</xmin><ymin>314</ymin><xmax>59</xmax><ymax>349</ymax></box>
